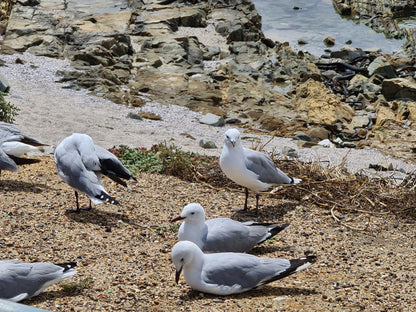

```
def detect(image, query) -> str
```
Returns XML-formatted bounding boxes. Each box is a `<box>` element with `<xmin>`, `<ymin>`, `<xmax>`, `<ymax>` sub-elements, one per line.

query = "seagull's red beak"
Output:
<box><xmin>175</xmin><ymin>266</ymin><xmax>183</xmax><ymax>284</ymax></box>
<box><xmin>171</xmin><ymin>216</ymin><xmax>185</xmax><ymax>223</ymax></box>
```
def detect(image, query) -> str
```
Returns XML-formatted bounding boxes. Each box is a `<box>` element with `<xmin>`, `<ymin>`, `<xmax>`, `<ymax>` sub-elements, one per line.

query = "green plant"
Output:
<box><xmin>112</xmin><ymin>145</ymin><xmax>163</xmax><ymax>174</ymax></box>
<box><xmin>0</xmin><ymin>92</ymin><xmax>19</xmax><ymax>123</ymax></box>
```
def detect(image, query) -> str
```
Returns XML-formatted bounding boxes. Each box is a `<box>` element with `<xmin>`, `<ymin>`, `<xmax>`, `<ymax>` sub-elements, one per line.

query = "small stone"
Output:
<box><xmin>127</xmin><ymin>112</ymin><xmax>143</xmax><ymax>120</ymax></box>
<box><xmin>293</xmin><ymin>132</ymin><xmax>312</xmax><ymax>142</ymax></box>
<box><xmin>225</xmin><ymin>118</ymin><xmax>241</xmax><ymax>124</ymax></box>
<box><xmin>323</xmin><ymin>36</ymin><xmax>335</xmax><ymax>47</ymax></box>
<box><xmin>199</xmin><ymin>113</ymin><xmax>225</xmax><ymax>127</ymax></box>
<box><xmin>198</xmin><ymin>140</ymin><xmax>217</xmax><ymax>149</ymax></box>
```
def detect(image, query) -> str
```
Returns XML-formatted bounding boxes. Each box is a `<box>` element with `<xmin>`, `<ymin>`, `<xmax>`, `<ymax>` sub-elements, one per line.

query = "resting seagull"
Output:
<box><xmin>171</xmin><ymin>203</ymin><xmax>288</xmax><ymax>253</ymax></box>
<box><xmin>0</xmin><ymin>122</ymin><xmax>47</xmax><ymax>177</ymax></box>
<box><xmin>172</xmin><ymin>241</ymin><xmax>315</xmax><ymax>295</ymax></box>
<box><xmin>220</xmin><ymin>128</ymin><xmax>301</xmax><ymax>213</ymax></box>
<box><xmin>54</xmin><ymin>133</ymin><xmax>136</xmax><ymax>212</ymax></box>
<box><xmin>0</xmin><ymin>260</ymin><xmax>77</xmax><ymax>302</ymax></box>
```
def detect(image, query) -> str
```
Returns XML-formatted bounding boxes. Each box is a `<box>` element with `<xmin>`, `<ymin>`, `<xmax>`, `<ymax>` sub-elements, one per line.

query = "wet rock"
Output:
<box><xmin>382</xmin><ymin>78</ymin><xmax>416</xmax><ymax>101</ymax></box>
<box><xmin>199</xmin><ymin>113</ymin><xmax>225</xmax><ymax>127</ymax></box>
<box><xmin>323</xmin><ymin>36</ymin><xmax>335</xmax><ymax>47</ymax></box>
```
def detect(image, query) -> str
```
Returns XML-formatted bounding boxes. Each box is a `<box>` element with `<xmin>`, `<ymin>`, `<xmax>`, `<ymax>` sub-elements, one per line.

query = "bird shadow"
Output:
<box><xmin>0</xmin><ymin>179</ymin><xmax>53</xmax><ymax>193</ymax></box>
<box><xmin>24</xmin><ymin>288</ymin><xmax>81</xmax><ymax>304</ymax></box>
<box><xmin>230</xmin><ymin>201</ymin><xmax>300</xmax><ymax>221</ymax></box>
<box><xmin>65</xmin><ymin>207</ymin><xmax>142</xmax><ymax>230</ymax></box>
<box><xmin>250</xmin><ymin>245</ymin><xmax>293</xmax><ymax>255</ymax></box>
<box><xmin>181</xmin><ymin>285</ymin><xmax>319</xmax><ymax>301</ymax></box>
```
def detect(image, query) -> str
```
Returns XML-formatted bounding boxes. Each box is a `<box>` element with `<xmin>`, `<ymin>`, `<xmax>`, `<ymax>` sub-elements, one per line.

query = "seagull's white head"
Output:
<box><xmin>171</xmin><ymin>241</ymin><xmax>202</xmax><ymax>284</ymax></box>
<box><xmin>171</xmin><ymin>203</ymin><xmax>206</xmax><ymax>224</ymax></box>
<box><xmin>224</xmin><ymin>128</ymin><xmax>241</xmax><ymax>148</ymax></box>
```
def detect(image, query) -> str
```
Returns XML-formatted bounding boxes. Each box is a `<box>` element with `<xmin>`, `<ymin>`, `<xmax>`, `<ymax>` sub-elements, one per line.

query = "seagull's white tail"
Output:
<box><xmin>292</xmin><ymin>178</ymin><xmax>302</xmax><ymax>185</ymax></box>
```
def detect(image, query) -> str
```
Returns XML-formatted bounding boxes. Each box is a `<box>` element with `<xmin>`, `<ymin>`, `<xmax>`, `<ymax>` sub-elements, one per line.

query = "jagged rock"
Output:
<box><xmin>347</xmin><ymin>74</ymin><xmax>381</xmax><ymax>94</ymax></box>
<box><xmin>0</xmin><ymin>73</ymin><xmax>10</xmax><ymax>92</ymax></box>
<box><xmin>295</xmin><ymin>79</ymin><xmax>354</xmax><ymax>125</ymax></box>
<box><xmin>368</xmin><ymin>56</ymin><xmax>396</xmax><ymax>79</ymax></box>
<box><xmin>382</xmin><ymin>78</ymin><xmax>416</xmax><ymax>101</ymax></box>
<box><xmin>375</xmin><ymin>106</ymin><xmax>396</xmax><ymax>126</ymax></box>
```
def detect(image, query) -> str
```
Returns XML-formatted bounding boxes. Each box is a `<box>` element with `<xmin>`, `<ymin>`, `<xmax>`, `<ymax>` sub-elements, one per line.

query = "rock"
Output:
<box><xmin>140</xmin><ymin>112</ymin><xmax>162</xmax><ymax>120</ymax></box>
<box><xmin>323</xmin><ymin>36</ymin><xmax>335</xmax><ymax>47</ymax></box>
<box><xmin>330</xmin><ymin>47</ymin><xmax>366</xmax><ymax>61</ymax></box>
<box><xmin>367</xmin><ymin>56</ymin><xmax>396</xmax><ymax>79</ymax></box>
<box><xmin>382</xmin><ymin>78</ymin><xmax>416</xmax><ymax>101</ymax></box>
<box><xmin>296</xmin><ymin>140</ymin><xmax>316</xmax><ymax>148</ymax></box>
<box><xmin>0</xmin><ymin>73</ymin><xmax>10</xmax><ymax>92</ymax></box>
<box><xmin>298</xmin><ymin>38</ymin><xmax>308</xmax><ymax>45</ymax></box>
<box><xmin>225</xmin><ymin>118</ymin><xmax>241</xmax><ymax>124</ymax></box>
<box><xmin>293</xmin><ymin>132</ymin><xmax>312</xmax><ymax>142</ymax></box>
<box><xmin>317</xmin><ymin>139</ymin><xmax>335</xmax><ymax>148</ymax></box>
<box><xmin>199</xmin><ymin>113</ymin><xmax>225</xmax><ymax>127</ymax></box>
<box><xmin>281</xmin><ymin>146</ymin><xmax>298</xmax><ymax>158</ymax></box>
<box><xmin>295</xmin><ymin>79</ymin><xmax>354</xmax><ymax>125</ymax></box>
<box><xmin>127</xmin><ymin>112</ymin><xmax>143</xmax><ymax>120</ymax></box>
<box><xmin>198</xmin><ymin>140</ymin><xmax>217</xmax><ymax>149</ymax></box>
<box><xmin>375</xmin><ymin>106</ymin><xmax>396</xmax><ymax>126</ymax></box>
<box><xmin>347</xmin><ymin>74</ymin><xmax>381</xmax><ymax>94</ymax></box>
<box><xmin>306</xmin><ymin>127</ymin><xmax>331</xmax><ymax>141</ymax></box>
<box><xmin>348</xmin><ymin>116</ymin><xmax>370</xmax><ymax>130</ymax></box>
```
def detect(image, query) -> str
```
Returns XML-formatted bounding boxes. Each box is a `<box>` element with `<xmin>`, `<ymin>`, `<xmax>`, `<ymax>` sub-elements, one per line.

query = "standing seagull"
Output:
<box><xmin>171</xmin><ymin>203</ymin><xmax>288</xmax><ymax>253</ymax></box>
<box><xmin>0</xmin><ymin>122</ymin><xmax>47</xmax><ymax>177</ymax></box>
<box><xmin>54</xmin><ymin>133</ymin><xmax>136</xmax><ymax>212</ymax></box>
<box><xmin>220</xmin><ymin>128</ymin><xmax>301</xmax><ymax>213</ymax></box>
<box><xmin>172</xmin><ymin>241</ymin><xmax>315</xmax><ymax>295</ymax></box>
<box><xmin>0</xmin><ymin>260</ymin><xmax>77</xmax><ymax>302</ymax></box>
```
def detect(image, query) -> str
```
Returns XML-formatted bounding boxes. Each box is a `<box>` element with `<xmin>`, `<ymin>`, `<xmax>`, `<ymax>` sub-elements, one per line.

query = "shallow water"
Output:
<box><xmin>252</xmin><ymin>0</ymin><xmax>407</xmax><ymax>57</ymax></box>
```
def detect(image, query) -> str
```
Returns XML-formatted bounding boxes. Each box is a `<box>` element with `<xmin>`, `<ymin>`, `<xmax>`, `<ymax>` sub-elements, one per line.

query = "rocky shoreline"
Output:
<box><xmin>0</xmin><ymin>0</ymin><xmax>415</xmax><ymax>162</ymax></box>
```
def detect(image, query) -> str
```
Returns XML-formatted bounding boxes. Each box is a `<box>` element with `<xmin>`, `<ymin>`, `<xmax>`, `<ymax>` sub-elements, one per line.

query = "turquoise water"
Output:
<box><xmin>252</xmin><ymin>0</ymin><xmax>407</xmax><ymax>56</ymax></box>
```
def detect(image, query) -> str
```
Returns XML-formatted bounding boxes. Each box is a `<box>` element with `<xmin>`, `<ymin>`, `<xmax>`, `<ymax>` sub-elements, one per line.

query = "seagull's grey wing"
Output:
<box><xmin>0</xmin><ymin>122</ymin><xmax>45</xmax><ymax>146</ymax></box>
<box><xmin>94</xmin><ymin>145</ymin><xmax>136</xmax><ymax>186</ymax></box>
<box><xmin>0</xmin><ymin>148</ymin><xmax>17</xmax><ymax>172</ymax></box>
<box><xmin>204</xmin><ymin>218</ymin><xmax>266</xmax><ymax>252</ymax></box>
<box><xmin>55</xmin><ymin>145</ymin><xmax>104</xmax><ymax>197</ymax></box>
<box><xmin>202</xmin><ymin>254</ymin><xmax>292</xmax><ymax>290</ymax></box>
<box><xmin>0</xmin><ymin>260</ymin><xmax>76</xmax><ymax>301</ymax></box>
<box><xmin>244</xmin><ymin>148</ymin><xmax>292</xmax><ymax>184</ymax></box>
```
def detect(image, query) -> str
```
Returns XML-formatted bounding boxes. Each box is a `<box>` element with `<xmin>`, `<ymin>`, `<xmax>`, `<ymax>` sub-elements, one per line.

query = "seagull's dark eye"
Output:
<box><xmin>191</xmin><ymin>212</ymin><xmax>195</xmax><ymax>215</ymax></box>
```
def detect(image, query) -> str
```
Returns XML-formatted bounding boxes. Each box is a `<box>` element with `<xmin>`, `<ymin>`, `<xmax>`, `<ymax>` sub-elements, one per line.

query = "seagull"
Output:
<box><xmin>0</xmin><ymin>260</ymin><xmax>77</xmax><ymax>302</ymax></box>
<box><xmin>220</xmin><ymin>128</ymin><xmax>301</xmax><ymax>213</ymax></box>
<box><xmin>172</xmin><ymin>241</ymin><xmax>315</xmax><ymax>295</ymax></box>
<box><xmin>54</xmin><ymin>133</ymin><xmax>136</xmax><ymax>212</ymax></box>
<box><xmin>0</xmin><ymin>122</ymin><xmax>47</xmax><ymax>177</ymax></box>
<box><xmin>171</xmin><ymin>203</ymin><xmax>288</xmax><ymax>253</ymax></box>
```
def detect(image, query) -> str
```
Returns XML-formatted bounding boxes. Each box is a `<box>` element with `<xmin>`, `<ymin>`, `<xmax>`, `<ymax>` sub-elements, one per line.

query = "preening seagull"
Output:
<box><xmin>0</xmin><ymin>260</ymin><xmax>77</xmax><ymax>302</ymax></box>
<box><xmin>171</xmin><ymin>203</ymin><xmax>288</xmax><ymax>253</ymax></box>
<box><xmin>172</xmin><ymin>241</ymin><xmax>315</xmax><ymax>295</ymax></box>
<box><xmin>0</xmin><ymin>122</ymin><xmax>47</xmax><ymax>176</ymax></box>
<box><xmin>54</xmin><ymin>133</ymin><xmax>136</xmax><ymax>212</ymax></box>
<box><xmin>220</xmin><ymin>128</ymin><xmax>301</xmax><ymax>213</ymax></box>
